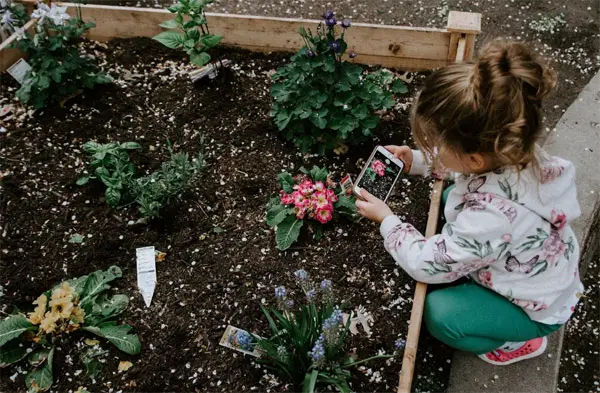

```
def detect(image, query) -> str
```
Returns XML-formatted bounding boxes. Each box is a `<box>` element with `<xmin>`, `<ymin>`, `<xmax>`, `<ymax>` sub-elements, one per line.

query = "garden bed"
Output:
<box><xmin>0</xmin><ymin>38</ymin><xmax>453</xmax><ymax>392</ymax></box>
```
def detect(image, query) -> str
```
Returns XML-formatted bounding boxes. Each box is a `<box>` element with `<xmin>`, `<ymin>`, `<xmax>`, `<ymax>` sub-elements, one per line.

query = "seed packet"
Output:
<box><xmin>219</xmin><ymin>325</ymin><xmax>262</xmax><ymax>357</ymax></box>
<box><xmin>340</xmin><ymin>174</ymin><xmax>355</xmax><ymax>196</ymax></box>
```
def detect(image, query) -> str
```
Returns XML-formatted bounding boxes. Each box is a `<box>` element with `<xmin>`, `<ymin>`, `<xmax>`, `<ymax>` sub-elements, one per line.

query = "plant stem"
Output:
<box><xmin>341</xmin><ymin>354</ymin><xmax>395</xmax><ymax>368</ymax></box>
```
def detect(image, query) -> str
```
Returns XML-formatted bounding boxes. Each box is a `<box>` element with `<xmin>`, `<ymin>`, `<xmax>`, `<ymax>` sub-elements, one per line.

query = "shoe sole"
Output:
<box><xmin>478</xmin><ymin>337</ymin><xmax>548</xmax><ymax>366</ymax></box>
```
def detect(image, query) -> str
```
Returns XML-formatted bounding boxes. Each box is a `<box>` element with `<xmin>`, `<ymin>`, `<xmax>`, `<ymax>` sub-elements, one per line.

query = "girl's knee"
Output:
<box><xmin>424</xmin><ymin>290</ymin><xmax>458</xmax><ymax>341</ymax></box>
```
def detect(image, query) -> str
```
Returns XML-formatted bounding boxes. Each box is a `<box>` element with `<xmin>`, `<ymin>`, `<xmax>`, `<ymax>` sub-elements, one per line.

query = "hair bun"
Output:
<box><xmin>478</xmin><ymin>39</ymin><xmax>557</xmax><ymax>101</ymax></box>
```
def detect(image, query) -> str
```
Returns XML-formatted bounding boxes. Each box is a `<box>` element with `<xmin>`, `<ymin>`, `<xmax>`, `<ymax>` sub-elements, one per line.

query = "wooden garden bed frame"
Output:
<box><xmin>0</xmin><ymin>5</ymin><xmax>480</xmax><ymax>392</ymax></box>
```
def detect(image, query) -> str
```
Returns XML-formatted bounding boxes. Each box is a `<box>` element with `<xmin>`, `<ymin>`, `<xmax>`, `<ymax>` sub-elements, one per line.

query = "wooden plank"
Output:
<box><xmin>464</xmin><ymin>34</ymin><xmax>476</xmax><ymax>61</ymax></box>
<box><xmin>15</xmin><ymin>2</ymin><xmax>452</xmax><ymax>70</ymax></box>
<box><xmin>0</xmin><ymin>19</ymin><xmax>35</xmax><ymax>72</ymax></box>
<box><xmin>397</xmin><ymin>37</ymin><xmax>468</xmax><ymax>393</ymax></box>
<box><xmin>447</xmin><ymin>11</ymin><xmax>482</xmax><ymax>34</ymax></box>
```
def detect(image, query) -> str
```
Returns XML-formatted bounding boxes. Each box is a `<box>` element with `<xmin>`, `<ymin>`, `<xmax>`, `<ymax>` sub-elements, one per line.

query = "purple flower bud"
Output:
<box><xmin>275</xmin><ymin>286</ymin><xmax>287</xmax><ymax>298</ymax></box>
<box><xmin>329</xmin><ymin>40</ymin><xmax>341</xmax><ymax>53</ymax></box>
<box><xmin>341</xmin><ymin>19</ymin><xmax>351</xmax><ymax>29</ymax></box>
<box><xmin>306</xmin><ymin>50</ymin><xmax>314</xmax><ymax>58</ymax></box>
<box><xmin>294</xmin><ymin>269</ymin><xmax>308</xmax><ymax>281</ymax></box>
<box><xmin>323</xmin><ymin>10</ymin><xmax>335</xmax><ymax>19</ymax></box>
<box><xmin>349</xmin><ymin>51</ymin><xmax>357</xmax><ymax>59</ymax></box>
<box><xmin>325</xmin><ymin>17</ymin><xmax>337</xmax><ymax>27</ymax></box>
<box><xmin>395</xmin><ymin>338</ymin><xmax>406</xmax><ymax>350</ymax></box>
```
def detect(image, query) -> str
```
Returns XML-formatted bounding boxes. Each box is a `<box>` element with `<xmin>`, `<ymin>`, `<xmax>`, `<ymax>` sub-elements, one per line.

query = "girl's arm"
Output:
<box><xmin>380</xmin><ymin>202</ymin><xmax>512</xmax><ymax>284</ymax></box>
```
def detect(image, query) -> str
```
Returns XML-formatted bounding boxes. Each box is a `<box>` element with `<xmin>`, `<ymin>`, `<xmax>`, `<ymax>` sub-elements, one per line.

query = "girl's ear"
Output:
<box><xmin>468</xmin><ymin>153</ymin><xmax>487</xmax><ymax>172</ymax></box>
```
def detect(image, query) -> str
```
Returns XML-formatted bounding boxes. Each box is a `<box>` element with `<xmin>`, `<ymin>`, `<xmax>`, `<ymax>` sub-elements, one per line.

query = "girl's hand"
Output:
<box><xmin>355</xmin><ymin>189</ymin><xmax>394</xmax><ymax>224</ymax></box>
<box><xmin>384</xmin><ymin>145</ymin><xmax>413</xmax><ymax>173</ymax></box>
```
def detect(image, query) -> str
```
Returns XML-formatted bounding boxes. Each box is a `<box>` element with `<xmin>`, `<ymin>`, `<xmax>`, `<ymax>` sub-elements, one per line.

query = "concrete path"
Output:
<box><xmin>447</xmin><ymin>71</ymin><xmax>600</xmax><ymax>393</ymax></box>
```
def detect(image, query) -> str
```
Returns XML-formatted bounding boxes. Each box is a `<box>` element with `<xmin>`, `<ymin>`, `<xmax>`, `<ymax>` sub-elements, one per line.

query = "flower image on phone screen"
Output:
<box><xmin>356</xmin><ymin>151</ymin><xmax>402</xmax><ymax>201</ymax></box>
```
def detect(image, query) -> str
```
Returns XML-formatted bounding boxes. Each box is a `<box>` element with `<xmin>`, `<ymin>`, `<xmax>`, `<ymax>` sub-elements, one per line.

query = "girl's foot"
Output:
<box><xmin>478</xmin><ymin>337</ymin><xmax>548</xmax><ymax>366</ymax></box>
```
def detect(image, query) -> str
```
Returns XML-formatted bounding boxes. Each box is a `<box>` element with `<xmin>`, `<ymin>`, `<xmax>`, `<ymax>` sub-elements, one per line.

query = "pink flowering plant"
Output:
<box><xmin>266</xmin><ymin>166</ymin><xmax>356</xmax><ymax>250</ymax></box>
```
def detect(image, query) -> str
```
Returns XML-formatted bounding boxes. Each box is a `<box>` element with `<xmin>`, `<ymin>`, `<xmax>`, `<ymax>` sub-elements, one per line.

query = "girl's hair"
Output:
<box><xmin>411</xmin><ymin>39</ymin><xmax>557</xmax><ymax>170</ymax></box>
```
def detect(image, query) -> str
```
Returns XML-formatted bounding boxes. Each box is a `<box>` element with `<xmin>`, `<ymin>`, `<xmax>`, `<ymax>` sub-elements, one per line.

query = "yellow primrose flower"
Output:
<box><xmin>71</xmin><ymin>306</ymin><xmax>85</xmax><ymax>323</ymax></box>
<box><xmin>51</xmin><ymin>282</ymin><xmax>75</xmax><ymax>301</ymax></box>
<box><xmin>49</xmin><ymin>296</ymin><xmax>74</xmax><ymax>319</ymax></box>
<box><xmin>28</xmin><ymin>294</ymin><xmax>48</xmax><ymax>325</ymax></box>
<box><xmin>39</xmin><ymin>312</ymin><xmax>59</xmax><ymax>334</ymax></box>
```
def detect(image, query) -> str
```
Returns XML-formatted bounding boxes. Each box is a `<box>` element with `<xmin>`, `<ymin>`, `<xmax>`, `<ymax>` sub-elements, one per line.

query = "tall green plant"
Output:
<box><xmin>270</xmin><ymin>10</ymin><xmax>409</xmax><ymax>155</ymax></box>
<box><xmin>254</xmin><ymin>270</ymin><xmax>396</xmax><ymax>392</ymax></box>
<box><xmin>153</xmin><ymin>0</ymin><xmax>223</xmax><ymax>67</ymax></box>
<box><xmin>0</xmin><ymin>266</ymin><xmax>140</xmax><ymax>392</ymax></box>
<box><xmin>12</xmin><ymin>3</ymin><xmax>111</xmax><ymax>109</ymax></box>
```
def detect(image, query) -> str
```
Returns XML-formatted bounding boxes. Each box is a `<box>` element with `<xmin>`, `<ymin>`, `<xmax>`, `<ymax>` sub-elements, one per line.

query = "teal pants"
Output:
<box><xmin>424</xmin><ymin>283</ymin><xmax>562</xmax><ymax>354</ymax></box>
<box><xmin>427</xmin><ymin>183</ymin><xmax>561</xmax><ymax>354</ymax></box>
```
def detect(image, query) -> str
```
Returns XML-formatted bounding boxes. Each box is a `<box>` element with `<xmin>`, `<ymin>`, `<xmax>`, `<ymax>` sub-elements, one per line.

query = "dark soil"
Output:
<box><xmin>0</xmin><ymin>38</ymin><xmax>444</xmax><ymax>392</ymax></box>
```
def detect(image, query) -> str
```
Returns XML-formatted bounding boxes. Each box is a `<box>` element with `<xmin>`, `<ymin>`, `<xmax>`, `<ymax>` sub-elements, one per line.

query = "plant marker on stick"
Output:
<box><xmin>136</xmin><ymin>246</ymin><xmax>156</xmax><ymax>307</ymax></box>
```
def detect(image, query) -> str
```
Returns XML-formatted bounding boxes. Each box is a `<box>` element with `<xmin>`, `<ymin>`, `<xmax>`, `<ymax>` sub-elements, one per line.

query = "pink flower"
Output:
<box><xmin>299</xmin><ymin>180</ymin><xmax>314</xmax><ymax>195</ymax></box>
<box><xmin>280</xmin><ymin>193</ymin><xmax>294</xmax><ymax>205</ymax></box>
<box><xmin>550</xmin><ymin>209</ymin><xmax>567</xmax><ymax>230</ymax></box>
<box><xmin>478</xmin><ymin>270</ymin><xmax>493</xmax><ymax>288</ymax></box>
<box><xmin>543</xmin><ymin>229</ymin><xmax>567</xmax><ymax>266</ymax></box>
<box><xmin>370</xmin><ymin>159</ymin><xmax>386</xmax><ymax>177</ymax></box>
<box><xmin>501</xmin><ymin>234</ymin><xmax>512</xmax><ymax>243</ymax></box>
<box><xmin>293</xmin><ymin>191</ymin><xmax>307</xmax><ymax>207</ymax></box>
<box><xmin>326</xmin><ymin>189</ymin><xmax>338</xmax><ymax>202</ymax></box>
<box><xmin>314</xmin><ymin>181</ymin><xmax>325</xmax><ymax>192</ymax></box>
<box><xmin>293</xmin><ymin>206</ymin><xmax>306</xmax><ymax>219</ymax></box>
<box><xmin>316</xmin><ymin>207</ymin><xmax>333</xmax><ymax>224</ymax></box>
<box><xmin>313</xmin><ymin>192</ymin><xmax>330</xmax><ymax>209</ymax></box>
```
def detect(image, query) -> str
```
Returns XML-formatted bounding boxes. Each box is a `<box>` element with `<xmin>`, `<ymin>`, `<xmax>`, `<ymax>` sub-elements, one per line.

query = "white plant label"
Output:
<box><xmin>7</xmin><ymin>58</ymin><xmax>32</xmax><ymax>85</ymax></box>
<box><xmin>136</xmin><ymin>246</ymin><xmax>156</xmax><ymax>307</ymax></box>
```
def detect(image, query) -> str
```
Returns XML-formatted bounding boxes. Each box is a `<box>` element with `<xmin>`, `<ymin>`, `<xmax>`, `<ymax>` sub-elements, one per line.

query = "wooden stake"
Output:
<box><xmin>396</xmin><ymin>33</ymin><xmax>474</xmax><ymax>393</ymax></box>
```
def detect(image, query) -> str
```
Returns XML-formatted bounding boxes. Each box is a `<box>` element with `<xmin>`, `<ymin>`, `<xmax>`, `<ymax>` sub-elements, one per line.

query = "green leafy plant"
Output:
<box><xmin>78</xmin><ymin>140</ymin><xmax>205</xmax><ymax>219</ymax></box>
<box><xmin>76</xmin><ymin>141</ymin><xmax>141</xmax><ymax>207</ymax></box>
<box><xmin>0</xmin><ymin>266</ymin><xmax>140</xmax><ymax>392</ymax></box>
<box><xmin>12</xmin><ymin>3</ymin><xmax>111</xmax><ymax>109</ymax></box>
<box><xmin>270</xmin><ymin>10</ymin><xmax>409</xmax><ymax>155</ymax></box>
<box><xmin>153</xmin><ymin>0</ymin><xmax>223</xmax><ymax>68</ymax></box>
<box><xmin>130</xmin><ymin>148</ymin><xmax>205</xmax><ymax>218</ymax></box>
<box><xmin>266</xmin><ymin>166</ymin><xmax>356</xmax><ymax>251</ymax></box>
<box><xmin>255</xmin><ymin>270</ymin><xmax>397</xmax><ymax>392</ymax></box>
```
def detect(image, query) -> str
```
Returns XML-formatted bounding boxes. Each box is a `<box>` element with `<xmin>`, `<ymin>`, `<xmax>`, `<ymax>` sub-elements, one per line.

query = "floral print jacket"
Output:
<box><xmin>380</xmin><ymin>148</ymin><xmax>584</xmax><ymax>324</ymax></box>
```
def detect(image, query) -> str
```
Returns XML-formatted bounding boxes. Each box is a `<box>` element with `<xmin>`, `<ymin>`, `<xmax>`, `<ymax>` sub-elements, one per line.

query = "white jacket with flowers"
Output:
<box><xmin>380</xmin><ymin>148</ymin><xmax>584</xmax><ymax>324</ymax></box>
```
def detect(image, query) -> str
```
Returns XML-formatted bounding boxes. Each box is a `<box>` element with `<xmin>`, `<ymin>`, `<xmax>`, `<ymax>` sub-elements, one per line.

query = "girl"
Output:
<box><xmin>356</xmin><ymin>40</ymin><xmax>583</xmax><ymax>365</ymax></box>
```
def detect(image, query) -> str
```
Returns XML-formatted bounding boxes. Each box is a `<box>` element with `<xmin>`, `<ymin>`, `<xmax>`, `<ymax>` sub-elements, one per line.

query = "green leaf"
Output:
<box><xmin>0</xmin><ymin>315</ymin><xmax>35</xmax><ymax>347</ymax></box>
<box><xmin>85</xmin><ymin>294</ymin><xmax>129</xmax><ymax>326</ymax></box>
<box><xmin>159</xmin><ymin>19</ymin><xmax>180</xmax><ymax>29</ymax></box>
<box><xmin>79</xmin><ymin>266</ymin><xmax>123</xmax><ymax>309</ymax></box>
<box><xmin>28</xmin><ymin>348</ymin><xmax>51</xmax><ymax>368</ymax></box>
<box><xmin>120</xmin><ymin>142</ymin><xmax>141</xmax><ymax>150</ymax></box>
<box><xmin>201</xmin><ymin>34</ymin><xmax>223</xmax><ymax>47</ymax></box>
<box><xmin>392</xmin><ymin>79</ymin><xmax>409</xmax><ymax>94</ymax></box>
<box><xmin>352</xmin><ymin>104</ymin><xmax>369</xmax><ymax>120</ymax></box>
<box><xmin>362</xmin><ymin>115</ymin><xmax>379</xmax><ymax>130</ymax></box>
<box><xmin>69</xmin><ymin>234</ymin><xmax>85</xmax><ymax>244</ymax></box>
<box><xmin>275</xmin><ymin>216</ymin><xmax>303</xmax><ymax>251</ymax></box>
<box><xmin>25</xmin><ymin>348</ymin><xmax>54</xmax><ymax>393</ymax></box>
<box><xmin>276</xmin><ymin>172</ymin><xmax>295</xmax><ymax>193</ymax></box>
<box><xmin>152</xmin><ymin>31</ymin><xmax>184</xmax><ymax>49</ymax></box>
<box><xmin>303</xmin><ymin>369</ymin><xmax>319</xmax><ymax>393</ymax></box>
<box><xmin>76</xmin><ymin>176</ymin><xmax>89</xmax><ymax>186</ymax></box>
<box><xmin>105</xmin><ymin>188</ymin><xmax>121</xmax><ymax>207</ymax></box>
<box><xmin>190</xmin><ymin>52</ymin><xmax>211</xmax><ymax>67</ymax></box>
<box><xmin>309</xmin><ymin>108</ymin><xmax>329</xmax><ymax>130</ymax></box>
<box><xmin>83</xmin><ymin>356</ymin><xmax>102</xmax><ymax>379</ymax></box>
<box><xmin>266</xmin><ymin>204</ymin><xmax>292</xmax><ymax>227</ymax></box>
<box><xmin>335</xmin><ymin>194</ymin><xmax>357</xmax><ymax>213</ymax></box>
<box><xmin>0</xmin><ymin>339</ymin><xmax>30</xmax><ymax>368</ymax></box>
<box><xmin>83</xmin><ymin>323</ymin><xmax>141</xmax><ymax>355</ymax></box>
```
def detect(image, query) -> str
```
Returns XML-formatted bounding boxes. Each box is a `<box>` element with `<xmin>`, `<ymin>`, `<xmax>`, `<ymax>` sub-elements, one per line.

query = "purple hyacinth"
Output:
<box><xmin>323</xmin><ymin>10</ymin><xmax>335</xmax><ymax>19</ymax></box>
<box><xmin>294</xmin><ymin>269</ymin><xmax>308</xmax><ymax>281</ymax></box>
<box><xmin>306</xmin><ymin>289</ymin><xmax>316</xmax><ymax>300</ymax></box>
<box><xmin>310</xmin><ymin>334</ymin><xmax>326</xmax><ymax>363</ymax></box>
<box><xmin>306</xmin><ymin>50</ymin><xmax>314</xmax><ymax>57</ymax></box>
<box><xmin>275</xmin><ymin>286</ymin><xmax>287</xmax><ymax>298</ymax></box>
<box><xmin>325</xmin><ymin>17</ymin><xmax>337</xmax><ymax>27</ymax></box>
<box><xmin>395</xmin><ymin>338</ymin><xmax>406</xmax><ymax>351</ymax></box>
<box><xmin>349</xmin><ymin>51</ymin><xmax>357</xmax><ymax>59</ymax></box>
<box><xmin>341</xmin><ymin>19</ymin><xmax>351</xmax><ymax>29</ymax></box>
<box><xmin>320</xmin><ymin>279</ymin><xmax>332</xmax><ymax>291</ymax></box>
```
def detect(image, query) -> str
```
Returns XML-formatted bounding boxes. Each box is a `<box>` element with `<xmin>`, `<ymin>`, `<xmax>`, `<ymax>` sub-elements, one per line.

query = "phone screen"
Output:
<box><xmin>356</xmin><ymin>150</ymin><xmax>403</xmax><ymax>201</ymax></box>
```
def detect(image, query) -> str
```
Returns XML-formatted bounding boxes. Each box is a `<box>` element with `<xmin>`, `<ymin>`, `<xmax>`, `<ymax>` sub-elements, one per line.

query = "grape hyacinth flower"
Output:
<box><xmin>395</xmin><ymin>338</ymin><xmax>406</xmax><ymax>351</ymax></box>
<box><xmin>349</xmin><ymin>51</ymin><xmax>357</xmax><ymax>59</ymax></box>
<box><xmin>294</xmin><ymin>269</ymin><xmax>308</xmax><ymax>281</ymax></box>
<box><xmin>310</xmin><ymin>334</ymin><xmax>326</xmax><ymax>367</ymax></box>
<box><xmin>306</xmin><ymin>289</ymin><xmax>317</xmax><ymax>301</ymax></box>
<box><xmin>323</xmin><ymin>10</ymin><xmax>335</xmax><ymax>19</ymax></box>
<box><xmin>322</xmin><ymin>307</ymin><xmax>344</xmax><ymax>346</ymax></box>
<box><xmin>274</xmin><ymin>286</ymin><xmax>287</xmax><ymax>299</ymax></box>
<box><xmin>341</xmin><ymin>19</ymin><xmax>351</xmax><ymax>29</ymax></box>
<box><xmin>325</xmin><ymin>17</ymin><xmax>337</xmax><ymax>27</ymax></box>
<box><xmin>284</xmin><ymin>299</ymin><xmax>295</xmax><ymax>309</ymax></box>
<box><xmin>306</xmin><ymin>50</ymin><xmax>314</xmax><ymax>58</ymax></box>
<box><xmin>320</xmin><ymin>279</ymin><xmax>332</xmax><ymax>291</ymax></box>
<box><xmin>277</xmin><ymin>345</ymin><xmax>288</xmax><ymax>360</ymax></box>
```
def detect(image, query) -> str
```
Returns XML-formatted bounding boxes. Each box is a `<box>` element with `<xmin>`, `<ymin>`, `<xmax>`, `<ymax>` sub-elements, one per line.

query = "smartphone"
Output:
<box><xmin>354</xmin><ymin>146</ymin><xmax>405</xmax><ymax>202</ymax></box>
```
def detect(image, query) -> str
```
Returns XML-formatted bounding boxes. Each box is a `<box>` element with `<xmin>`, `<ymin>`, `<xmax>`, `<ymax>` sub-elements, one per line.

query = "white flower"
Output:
<box><xmin>1</xmin><ymin>9</ymin><xmax>14</xmax><ymax>29</ymax></box>
<box><xmin>32</xmin><ymin>3</ymin><xmax>69</xmax><ymax>26</ymax></box>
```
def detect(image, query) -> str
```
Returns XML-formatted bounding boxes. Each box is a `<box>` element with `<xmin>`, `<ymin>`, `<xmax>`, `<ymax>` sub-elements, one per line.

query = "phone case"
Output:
<box><xmin>354</xmin><ymin>146</ymin><xmax>404</xmax><ymax>202</ymax></box>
